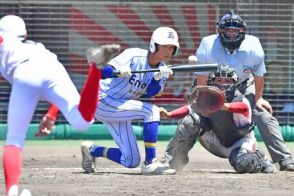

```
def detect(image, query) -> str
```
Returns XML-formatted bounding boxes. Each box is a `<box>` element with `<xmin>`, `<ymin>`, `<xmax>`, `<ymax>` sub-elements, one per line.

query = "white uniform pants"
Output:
<box><xmin>6</xmin><ymin>58</ymin><xmax>90</xmax><ymax>148</ymax></box>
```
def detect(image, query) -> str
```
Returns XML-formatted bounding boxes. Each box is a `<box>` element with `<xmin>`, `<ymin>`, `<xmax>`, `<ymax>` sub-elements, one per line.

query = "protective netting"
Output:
<box><xmin>0</xmin><ymin>0</ymin><xmax>294</xmax><ymax>125</ymax></box>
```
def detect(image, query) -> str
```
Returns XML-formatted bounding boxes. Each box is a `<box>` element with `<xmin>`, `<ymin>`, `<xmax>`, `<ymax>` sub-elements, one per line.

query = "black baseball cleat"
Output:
<box><xmin>279</xmin><ymin>163</ymin><xmax>294</xmax><ymax>171</ymax></box>
<box><xmin>81</xmin><ymin>141</ymin><xmax>96</xmax><ymax>173</ymax></box>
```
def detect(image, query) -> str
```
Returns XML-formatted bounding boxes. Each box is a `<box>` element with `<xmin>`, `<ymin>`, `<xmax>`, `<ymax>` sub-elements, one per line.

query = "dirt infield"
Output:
<box><xmin>1</xmin><ymin>140</ymin><xmax>294</xmax><ymax>196</ymax></box>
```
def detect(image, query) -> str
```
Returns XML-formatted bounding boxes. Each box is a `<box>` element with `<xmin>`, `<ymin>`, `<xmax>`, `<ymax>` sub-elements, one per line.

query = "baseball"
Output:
<box><xmin>188</xmin><ymin>55</ymin><xmax>198</xmax><ymax>65</ymax></box>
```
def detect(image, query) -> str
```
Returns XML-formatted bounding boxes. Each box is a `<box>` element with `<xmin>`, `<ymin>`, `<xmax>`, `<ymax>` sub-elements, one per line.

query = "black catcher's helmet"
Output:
<box><xmin>208</xmin><ymin>65</ymin><xmax>238</xmax><ymax>90</ymax></box>
<box><xmin>217</xmin><ymin>12</ymin><xmax>247</xmax><ymax>53</ymax></box>
<box><xmin>208</xmin><ymin>65</ymin><xmax>240</xmax><ymax>102</ymax></box>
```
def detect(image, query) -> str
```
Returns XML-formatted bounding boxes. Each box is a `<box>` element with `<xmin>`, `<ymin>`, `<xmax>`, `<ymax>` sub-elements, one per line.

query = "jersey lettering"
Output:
<box><xmin>168</xmin><ymin>32</ymin><xmax>175</xmax><ymax>39</ymax></box>
<box><xmin>243</xmin><ymin>65</ymin><xmax>253</xmax><ymax>73</ymax></box>
<box><xmin>129</xmin><ymin>75</ymin><xmax>147</xmax><ymax>89</ymax></box>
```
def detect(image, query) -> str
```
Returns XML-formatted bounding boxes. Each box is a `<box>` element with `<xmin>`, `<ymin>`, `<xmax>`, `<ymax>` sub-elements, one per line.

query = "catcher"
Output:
<box><xmin>160</xmin><ymin>66</ymin><xmax>276</xmax><ymax>173</ymax></box>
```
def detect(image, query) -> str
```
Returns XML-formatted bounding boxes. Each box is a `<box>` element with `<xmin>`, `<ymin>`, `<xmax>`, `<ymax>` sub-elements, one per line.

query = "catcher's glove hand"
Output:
<box><xmin>86</xmin><ymin>44</ymin><xmax>121</xmax><ymax>68</ymax></box>
<box><xmin>188</xmin><ymin>85</ymin><xmax>226</xmax><ymax>116</ymax></box>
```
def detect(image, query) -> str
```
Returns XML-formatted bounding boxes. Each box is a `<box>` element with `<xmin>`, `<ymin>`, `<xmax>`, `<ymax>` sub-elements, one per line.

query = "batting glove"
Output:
<box><xmin>154</xmin><ymin>66</ymin><xmax>173</xmax><ymax>81</ymax></box>
<box><xmin>116</xmin><ymin>66</ymin><xmax>132</xmax><ymax>77</ymax></box>
<box><xmin>86</xmin><ymin>44</ymin><xmax>121</xmax><ymax>68</ymax></box>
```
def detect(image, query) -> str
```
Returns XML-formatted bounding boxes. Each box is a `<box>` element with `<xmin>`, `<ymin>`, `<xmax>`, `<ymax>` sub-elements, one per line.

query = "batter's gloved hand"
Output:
<box><xmin>115</xmin><ymin>66</ymin><xmax>132</xmax><ymax>77</ymax></box>
<box><xmin>154</xmin><ymin>66</ymin><xmax>173</xmax><ymax>81</ymax></box>
<box><xmin>86</xmin><ymin>44</ymin><xmax>121</xmax><ymax>68</ymax></box>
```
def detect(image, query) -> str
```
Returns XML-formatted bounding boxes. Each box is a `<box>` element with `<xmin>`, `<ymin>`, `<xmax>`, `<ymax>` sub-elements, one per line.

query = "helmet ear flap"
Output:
<box><xmin>172</xmin><ymin>46</ymin><xmax>178</xmax><ymax>56</ymax></box>
<box><xmin>150</xmin><ymin>42</ymin><xmax>178</xmax><ymax>56</ymax></box>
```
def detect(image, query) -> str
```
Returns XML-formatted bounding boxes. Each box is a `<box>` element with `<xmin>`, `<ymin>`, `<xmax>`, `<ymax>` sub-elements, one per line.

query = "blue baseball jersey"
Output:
<box><xmin>196</xmin><ymin>34</ymin><xmax>266</xmax><ymax>81</ymax></box>
<box><xmin>99</xmin><ymin>48</ymin><xmax>167</xmax><ymax>100</ymax></box>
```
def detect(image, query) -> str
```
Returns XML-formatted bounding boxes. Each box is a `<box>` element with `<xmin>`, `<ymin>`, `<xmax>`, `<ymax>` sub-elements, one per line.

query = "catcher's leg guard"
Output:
<box><xmin>229</xmin><ymin>147</ymin><xmax>275</xmax><ymax>173</ymax></box>
<box><xmin>165</xmin><ymin>113</ymin><xmax>201</xmax><ymax>171</ymax></box>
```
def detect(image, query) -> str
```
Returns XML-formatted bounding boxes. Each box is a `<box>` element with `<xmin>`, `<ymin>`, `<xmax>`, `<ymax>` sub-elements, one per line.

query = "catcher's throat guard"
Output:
<box><xmin>188</xmin><ymin>86</ymin><xmax>226</xmax><ymax>115</ymax></box>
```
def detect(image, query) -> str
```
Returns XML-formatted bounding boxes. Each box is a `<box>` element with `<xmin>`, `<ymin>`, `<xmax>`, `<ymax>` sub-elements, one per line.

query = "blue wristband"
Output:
<box><xmin>102</xmin><ymin>65</ymin><xmax>115</xmax><ymax>79</ymax></box>
<box><xmin>146</xmin><ymin>78</ymin><xmax>161</xmax><ymax>97</ymax></box>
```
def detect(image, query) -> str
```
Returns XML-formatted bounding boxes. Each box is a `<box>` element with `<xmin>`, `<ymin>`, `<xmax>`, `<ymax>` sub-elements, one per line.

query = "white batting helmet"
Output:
<box><xmin>149</xmin><ymin>26</ymin><xmax>179</xmax><ymax>56</ymax></box>
<box><xmin>0</xmin><ymin>15</ymin><xmax>27</xmax><ymax>41</ymax></box>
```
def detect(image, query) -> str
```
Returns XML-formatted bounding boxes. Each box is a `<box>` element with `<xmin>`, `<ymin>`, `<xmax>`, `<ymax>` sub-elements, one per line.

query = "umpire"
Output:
<box><xmin>193</xmin><ymin>11</ymin><xmax>294</xmax><ymax>171</ymax></box>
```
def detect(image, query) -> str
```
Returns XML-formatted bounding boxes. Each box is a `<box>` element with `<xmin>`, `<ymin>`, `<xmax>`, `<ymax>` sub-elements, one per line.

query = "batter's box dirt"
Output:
<box><xmin>1</xmin><ymin>141</ymin><xmax>294</xmax><ymax>195</ymax></box>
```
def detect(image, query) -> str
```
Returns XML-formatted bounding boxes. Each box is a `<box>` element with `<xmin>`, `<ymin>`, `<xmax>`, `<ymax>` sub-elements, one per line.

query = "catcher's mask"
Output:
<box><xmin>217</xmin><ymin>11</ymin><xmax>247</xmax><ymax>54</ymax></box>
<box><xmin>208</xmin><ymin>66</ymin><xmax>238</xmax><ymax>91</ymax></box>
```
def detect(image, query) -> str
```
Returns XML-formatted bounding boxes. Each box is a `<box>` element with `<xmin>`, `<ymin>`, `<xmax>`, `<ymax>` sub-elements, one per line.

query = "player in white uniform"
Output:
<box><xmin>40</xmin><ymin>26</ymin><xmax>179</xmax><ymax>175</ymax></box>
<box><xmin>196</xmin><ymin>12</ymin><xmax>294</xmax><ymax>171</ymax></box>
<box><xmin>0</xmin><ymin>15</ymin><xmax>114</xmax><ymax>195</ymax></box>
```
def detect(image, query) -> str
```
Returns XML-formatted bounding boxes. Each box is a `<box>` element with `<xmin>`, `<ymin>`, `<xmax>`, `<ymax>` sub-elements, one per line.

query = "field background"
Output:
<box><xmin>1</xmin><ymin>0</ymin><xmax>294</xmax><ymax>126</ymax></box>
<box><xmin>2</xmin><ymin>1</ymin><xmax>294</xmax><ymax>195</ymax></box>
<box><xmin>1</xmin><ymin>140</ymin><xmax>294</xmax><ymax>196</ymax></box>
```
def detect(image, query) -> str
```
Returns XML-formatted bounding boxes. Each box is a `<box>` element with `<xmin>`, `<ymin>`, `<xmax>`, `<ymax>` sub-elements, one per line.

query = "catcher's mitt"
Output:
<box><xmin>188</xmin><ymin>85</ymin><xmax>226</xmax><ymax>116</ymax></box>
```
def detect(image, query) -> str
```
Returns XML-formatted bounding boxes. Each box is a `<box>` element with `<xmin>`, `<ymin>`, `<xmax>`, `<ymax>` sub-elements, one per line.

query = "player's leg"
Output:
<box><xmin>95</xmin><ymin>98</ymin><xmax>175</xmax><ymax>174</ymax></box>
<box><xmin>81</xmin><ymin>121</ymin><xmax>140</xmax><ymax>173</ymax></box>
<box><xmin>3</xmin><ymin>72</ymin><xmax>40</xmax><ymax>194</ymax></box>
<box><xmin>253</xmin><ymin>110</ymin><xmax>294</xmax><ymax>170</ymax></box>
<box><xmin>199</xmin><ymin>130</ymin><xmax>232</xmax><ymax>158</ymax></box>
<box><xmin>77</xmin><ymin>63</ymin><xmax>101</xmax><ymax>122</ymax></box>
<box><xmin>141</xmin><ymin>120</ymin><xmax>175</xmax><ymax>175</ymax></box>
<box><xmin>43</xmin><ymin>61</ymin><xmax>96</xmax><ymax>130</ymax></box>
<box><xmin>165</xmin><ymin>112</ymin><xmax>201</xmax><ymax>171</ymax></box>
<box><xmin>244</xmin><ymin>84</ymin><xmax>294</xmax><ymax>171</ymax></box>
<box><xmin>229</xmin><ymin>132</ymin><xmax>276</xmax><ymax>173</ymax></box>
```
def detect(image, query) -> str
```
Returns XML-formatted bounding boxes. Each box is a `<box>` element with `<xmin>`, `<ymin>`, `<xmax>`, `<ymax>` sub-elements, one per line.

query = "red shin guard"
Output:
<box><xmin>78</xmin><ymin>63</ymin><xmax>101</xmax><ymax>122</ymax></box>
<box><xmin>3</xmin><ymin>145</ymin><xmax>22</xmax><ymax>194</ymax></box>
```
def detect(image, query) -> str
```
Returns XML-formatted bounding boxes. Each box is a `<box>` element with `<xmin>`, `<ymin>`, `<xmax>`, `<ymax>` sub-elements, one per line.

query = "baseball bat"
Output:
<box><xmin>113</xmin><ymin>63</ymin><xmax>218</xmax><ymax>76</ymax></box>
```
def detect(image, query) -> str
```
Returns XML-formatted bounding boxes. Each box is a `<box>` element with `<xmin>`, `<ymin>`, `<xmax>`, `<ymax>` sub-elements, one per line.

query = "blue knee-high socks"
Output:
<box><xmin>143</xmin><ymin>121</ymin><xmax>159</xmax><ymax>164</ymax></box>
<box><xmin>89</xmin><ymin>121</ymin><xmax>159</xmax><ymax>166</ymax></box>
<box><xmin>90</xmin><ymin>146</ymin><xmax>122</xmax><ymax>164</ymax></box>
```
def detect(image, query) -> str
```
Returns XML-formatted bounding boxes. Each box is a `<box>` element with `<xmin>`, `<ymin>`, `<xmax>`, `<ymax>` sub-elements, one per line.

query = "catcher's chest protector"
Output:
<box><xmin>208</xmin><ymin>93</ymin><xmax>253</xmax><ymax>147</ymax></box>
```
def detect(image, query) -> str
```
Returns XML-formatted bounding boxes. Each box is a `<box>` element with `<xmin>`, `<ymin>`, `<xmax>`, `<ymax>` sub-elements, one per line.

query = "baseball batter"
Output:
<box><xmin>78</xmin><ymin>26</ymin><xmax>180</xmax><ymax>175</ymax></box>
<box><xmin>0</xmin><ymin>14</ymin><xmax>114</xmax><ymax>195</ymax></box>
<box><xmin>42</xmin><ymin>27</ymin><xmax>179</xmax><ymax>174</ymax></box>
<box><xmin>195</xmin><ymin>12</ymin><xmax>294</xmax><ymax>171</ymax></box>
<box><xmin>162</xmin><ymin>66</ymin><xmax>276</xmax><ymax>173</ymax></box>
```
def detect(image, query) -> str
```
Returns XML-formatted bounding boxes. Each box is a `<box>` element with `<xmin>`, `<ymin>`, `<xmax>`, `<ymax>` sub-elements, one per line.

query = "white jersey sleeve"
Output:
<box><xmin>0</xmin><ymin>33</ymin><xmax>29</xmax><ymax>82</ymax></box>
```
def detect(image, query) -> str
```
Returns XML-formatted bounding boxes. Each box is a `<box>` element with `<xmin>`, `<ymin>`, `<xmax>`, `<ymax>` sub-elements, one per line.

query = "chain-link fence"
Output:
<box><xmin>0</xmin><ymin>0</ymin><xmax>294</xmax><ymax>125</ymax></box>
